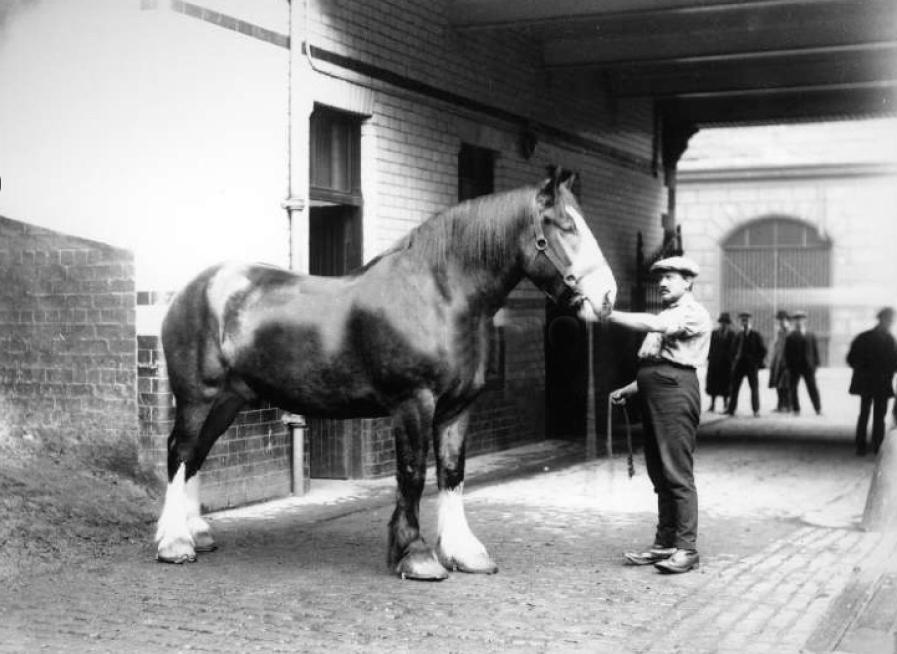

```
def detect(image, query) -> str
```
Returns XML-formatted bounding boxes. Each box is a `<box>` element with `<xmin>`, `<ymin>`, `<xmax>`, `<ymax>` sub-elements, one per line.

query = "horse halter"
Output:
<box><xmin>531</xmin><ymin>203</ymin><xmax>604</xmax><ymax>304</ymax></box>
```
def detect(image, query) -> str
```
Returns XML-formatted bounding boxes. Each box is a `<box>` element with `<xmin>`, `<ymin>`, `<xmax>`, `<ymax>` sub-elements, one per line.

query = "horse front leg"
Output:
<box><xmin>435</xmin><ymin>412</ymin><xmax>498</xmax><ymax>574</ymax></box>
<box><xmin>388</xmin><ymin>392</ymin><xmax>449</xmax><ymax>581</ymax></box>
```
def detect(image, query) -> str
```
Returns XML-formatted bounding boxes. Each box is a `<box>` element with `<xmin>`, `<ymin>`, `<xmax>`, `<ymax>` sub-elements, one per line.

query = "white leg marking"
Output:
<box><xmin>155</xmin><ymin>464</ymin><xmax>197</xmax><ymax>562</ymax></box>
<box><xmin>185</xmin><ymin>472</ymin><xmax>216</xmax><ymax>552</ymax></box>
<box><xmin>436</xmin><ymin>486</ymin><xmax>497</xmax><ymax>573</ymax></box>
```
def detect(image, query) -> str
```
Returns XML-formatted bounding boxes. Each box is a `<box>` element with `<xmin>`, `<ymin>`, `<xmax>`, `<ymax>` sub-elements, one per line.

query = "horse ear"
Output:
<box><xmin>538</xmin><ymin>166</ymin><xmax>559</xmax><ymax>207</ymax></box>
<box><xmin>560</xmin><ymin>170</ymin><xmax>577</xmax><ymax>190</ymax></box>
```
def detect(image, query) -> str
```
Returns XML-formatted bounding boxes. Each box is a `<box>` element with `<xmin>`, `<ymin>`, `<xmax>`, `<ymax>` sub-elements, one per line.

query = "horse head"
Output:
<box><xmin>524</xmin><ymin>166</ymin><xmax>617</xmax><ymax>321</ymax></box>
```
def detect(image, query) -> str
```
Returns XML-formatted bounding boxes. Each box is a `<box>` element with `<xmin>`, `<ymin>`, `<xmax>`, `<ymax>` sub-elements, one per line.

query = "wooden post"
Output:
<box><xmin>862</xmin><ymin>427</ymin><xmax>897</xmax><ymax>532</ymax></box>
<box><xmin>585</xmin><ymin>321</ymin><xmax>598</xmax><ymax>459</ymax></box>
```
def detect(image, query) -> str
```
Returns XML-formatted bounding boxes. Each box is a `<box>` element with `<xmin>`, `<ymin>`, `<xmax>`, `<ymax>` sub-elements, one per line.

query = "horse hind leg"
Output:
<box><xmin>435</xmin><ymin>412</ymin><xmax>498</xmax><ymax>574</ymax></box>
<box><xmin>156</xmin><ymin>391</ymin><xmax>245</xmax><ymax>563</ymax></box>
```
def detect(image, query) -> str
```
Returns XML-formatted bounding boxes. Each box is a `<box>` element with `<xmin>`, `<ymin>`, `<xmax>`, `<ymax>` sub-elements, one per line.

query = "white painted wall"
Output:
<box><xmin>0</xmin><ymin>0</ymin><xmax>290</xmax><ymax>291</ymax></box>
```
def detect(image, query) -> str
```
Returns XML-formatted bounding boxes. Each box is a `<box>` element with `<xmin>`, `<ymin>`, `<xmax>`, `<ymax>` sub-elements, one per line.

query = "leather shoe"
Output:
<box><xmin>623</xmin><ymin>546</ymin><xmax>676</xmax><ymax>566</ymax></box>
<box><xmin>654</xmin><ymin>549</ymin><xmax>699</xmax><ymax>574</ymax></box>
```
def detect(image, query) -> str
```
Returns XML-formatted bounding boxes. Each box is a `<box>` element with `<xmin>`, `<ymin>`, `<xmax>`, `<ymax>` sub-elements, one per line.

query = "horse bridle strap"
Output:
<box><xmin>532</xmin><ymin>206</ymin><xmax>604</xmax><ymax>293</ymax></box>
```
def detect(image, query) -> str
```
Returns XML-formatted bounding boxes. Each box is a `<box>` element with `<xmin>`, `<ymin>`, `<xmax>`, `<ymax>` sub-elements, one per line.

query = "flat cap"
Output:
<box><xmin>738</xmin><ymin>311</ymin><xmax>752</xmax><ymax>318</ymax></box>
<box><xmin>650</xmin><ymin>255</ymin><xmax>700</xmax><ymax>277</ymax></box>
<box><xmin>790</xmin><ymin>310</ymin><xmax>808</xmax><ymax>319</ymax></box>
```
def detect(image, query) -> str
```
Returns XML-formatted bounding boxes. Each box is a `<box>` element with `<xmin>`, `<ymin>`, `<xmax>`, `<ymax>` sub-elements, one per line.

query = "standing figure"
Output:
<box><xmin>727</xmin><ymin>311</ymin><xmax>767</xmax><ymax>418</ymax></box>
<box><xmin>705</xmin><ymin>312</ymin><xmax>736</xmax><ymax>413</ymax></box>
<box><xmin>609</xmin><ymin>256</ymin><xmax>712</xmax><ymax>575</ymax></box>
<box><xmin>768</xmin><ymin>310</ymin><xmax>793</xmax><ymax>413</ymax></box>
<box><xmin>847</xmin><ymin>308</ymin><xmax>897</xmax><ymax>456</ymax></box>
<box><xmin>785</xmin><ymin>310</ymin><xmax>822</xmax><ymax>416</ymax></box>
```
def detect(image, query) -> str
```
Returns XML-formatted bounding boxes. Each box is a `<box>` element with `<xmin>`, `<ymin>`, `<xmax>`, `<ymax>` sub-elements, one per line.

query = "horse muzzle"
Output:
<box><xmin>575</xmin><ymin>269</ymin><xmax>617</xmax><ymax>322</ymax></box>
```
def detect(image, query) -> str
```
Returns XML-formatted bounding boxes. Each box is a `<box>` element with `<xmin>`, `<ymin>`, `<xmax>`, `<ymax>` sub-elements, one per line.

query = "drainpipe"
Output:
<box><xmin>281</xmin><ymin>0</ymin><xmax>315</xmax><ymax>496</ymax></box>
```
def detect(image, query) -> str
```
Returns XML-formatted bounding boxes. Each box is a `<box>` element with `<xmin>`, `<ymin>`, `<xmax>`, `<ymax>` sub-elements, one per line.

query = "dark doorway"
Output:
<box><xmin>545</xmin><ymin>303</ymin><xmax>588</xmax><ymax>439</ymax></box>
<box><xmin>307</xmin><ymin>105</ymin><xmax>364</xmax><ymax>479</ymax></box>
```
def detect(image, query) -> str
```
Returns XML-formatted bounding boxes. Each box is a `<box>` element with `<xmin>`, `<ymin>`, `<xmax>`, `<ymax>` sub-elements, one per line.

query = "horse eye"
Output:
<box><xmin>547</xmin><ymin>212</ymin><xmax>576</xmax><ymax>233</ymax></box>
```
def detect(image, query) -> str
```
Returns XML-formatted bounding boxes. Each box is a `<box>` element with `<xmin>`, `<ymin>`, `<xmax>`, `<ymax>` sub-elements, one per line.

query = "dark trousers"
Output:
<box><xmin>728</xmin><ymin>361</ymin><xmax>760</xmax><ymax>415</ymax></box>
<box><xmin>776</xmin><ymin>387</ymin><xmax>791</xmax><ymax>411</ymax></box>
<box><xmin>636</xmin><ymin>363</ymin><xmax>700</xmax><ymax>551</ymax></box>
<box><xmin>789</xmin><ymin>367</ymin><xmax>821</xmax><ymax>414</ymax></box>
<box><xmin>856</xmin><ymin>394</ymin><xmax>889</xmax><ymax>454</ymax></box>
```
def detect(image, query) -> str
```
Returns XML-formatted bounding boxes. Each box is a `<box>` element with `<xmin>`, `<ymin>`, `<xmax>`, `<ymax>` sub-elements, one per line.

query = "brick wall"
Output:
<box><xmin>0</xmin><ymin>216</ymin><xmax>138</xmax><ymax>471</ymax></box>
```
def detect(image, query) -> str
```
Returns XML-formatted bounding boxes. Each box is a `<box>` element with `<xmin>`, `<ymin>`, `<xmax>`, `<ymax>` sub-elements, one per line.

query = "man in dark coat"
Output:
<box><xmin>768</xmin><ymin>310</ymin><xmax>792</xmax><ymax>412</ymax></box>
<box><xmin>705</xmin><ymin>312</ymin><xmax>735</xmax><ymax>412</ymax></box>
<box><xmin>847</xmin><ymin>307</ymin><xmax>897</xmax><ymax>455</ymax></box>
<box><xmin>727</xmin><ymin>311</ymin><xmax>767</xmax><ymax>417</ymax></box>
<box><xmin>785</xmin><ymin>310</ymin><xmax>822</xmax><ymax>416</ymax></box>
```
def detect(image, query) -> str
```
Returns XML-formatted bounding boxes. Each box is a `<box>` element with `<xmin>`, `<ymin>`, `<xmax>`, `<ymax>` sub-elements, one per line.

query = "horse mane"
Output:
<box><xmin>395</xmin><ymin>187</ymin><xmax>536</xmax><ymax>272</ymax></box>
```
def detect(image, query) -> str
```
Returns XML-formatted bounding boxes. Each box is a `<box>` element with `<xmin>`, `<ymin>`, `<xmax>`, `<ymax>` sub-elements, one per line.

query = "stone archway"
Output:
<box><xmin>722</xmin><ymin>215</ymin><xmax>833</xmax><ymax>364</ymax></box>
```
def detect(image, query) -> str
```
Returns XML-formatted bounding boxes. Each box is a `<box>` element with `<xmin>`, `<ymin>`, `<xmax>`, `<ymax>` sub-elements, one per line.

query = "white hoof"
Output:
<box><xmin>437</xmin><ymin>539</ymin><xmax>498</xmax><ymax>574</ymax></box>
<box><xmin>188</xmin><ymin>517</ymin><xmax>217</xmax><ymax>553</ymax></box>
<box><xmin>157</xmin><ymin>536</ymin><xmax>197</xmax><ymax>564</ymax></box>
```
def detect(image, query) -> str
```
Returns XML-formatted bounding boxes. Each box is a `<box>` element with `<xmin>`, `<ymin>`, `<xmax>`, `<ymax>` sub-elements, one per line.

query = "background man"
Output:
<box><xmin>785</xmin><ymin>310</ymin><xmax>822</xmax><ymax>416</ymax></box>
<box><xmin>768</xmin><ymin>310</ymin><xmax>793</xmax><ymax>413</ymax></box>
<box><xmin>727</xmin><ymin>311</ymin><xmax>767</xmax><ymax>418</ymax></box>
<box><xmin>705</xmin><ymin>312</ymin><xmax>735</xmax><ymax>413</ymax></box>
<box><xmin>847</xmin><ymin>307</ymin><xmax>897</xmax><ymax>456</ymax></box>
<box><xmin>608</xmin><ymin>256</ymin><xmax>712</xmax><ymax>575</ymax></box>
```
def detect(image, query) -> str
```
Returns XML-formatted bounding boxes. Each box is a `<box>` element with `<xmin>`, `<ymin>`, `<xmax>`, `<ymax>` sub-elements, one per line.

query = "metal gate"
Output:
<box><xmin>722</xmin><ymin>217</ymin><xmax>832</xmax><ymax>364</ymax></box>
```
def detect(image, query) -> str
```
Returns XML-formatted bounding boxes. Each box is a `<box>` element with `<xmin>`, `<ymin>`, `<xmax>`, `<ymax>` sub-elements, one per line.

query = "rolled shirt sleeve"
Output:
<box><xmin>649</xmin><ymin>296</ymin><xmax>713</xmax><ymax>368</ymax></box>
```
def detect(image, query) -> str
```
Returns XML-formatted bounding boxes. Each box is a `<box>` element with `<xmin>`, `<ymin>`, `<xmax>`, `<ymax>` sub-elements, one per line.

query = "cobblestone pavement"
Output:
<box><xmin>2</xmin><ymin>369</ymin><xmax>895</xmax><ymax>653</ymax></box>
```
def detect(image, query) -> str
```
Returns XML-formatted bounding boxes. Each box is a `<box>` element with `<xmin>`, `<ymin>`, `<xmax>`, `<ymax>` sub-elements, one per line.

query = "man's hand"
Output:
<box><xmin>610</xmin><ymin>382</ymin><xmax>638</xmax><ymax>406</ymax></box>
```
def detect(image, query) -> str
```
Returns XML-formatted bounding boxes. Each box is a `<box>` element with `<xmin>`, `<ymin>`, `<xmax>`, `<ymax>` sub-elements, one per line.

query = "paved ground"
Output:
<box><xmin>1</xmin><ymin>368</ymin><xmax>896</xmax><ymax>653</ymax></box>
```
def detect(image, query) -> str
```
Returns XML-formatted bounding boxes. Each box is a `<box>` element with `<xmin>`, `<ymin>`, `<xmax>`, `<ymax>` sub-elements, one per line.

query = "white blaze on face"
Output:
<box><xmin>565</xmin><ymin>205</ymin><xmax>617</xmax><ymax>319</ymax></box>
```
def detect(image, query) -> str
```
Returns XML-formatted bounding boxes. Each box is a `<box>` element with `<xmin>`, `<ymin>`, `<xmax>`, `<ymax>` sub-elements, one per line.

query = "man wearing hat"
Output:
<box><xmin>846</xmin><ymin>308</ymin><xmax>897</xmax><ymax>455</ymax></box>
<box><xmin>705</xmin><ymin>312</ymin><xmax>736</xmax><ymax>413</ymax></box>
<box><xmin>727</xmin><ymin>311</ymin><xmax>767</xmax><ymax>418</ymax></box>
<box><xmin>784</xmin><ymin>310</ymin><xmax>822</xmax><ymax>415</ymax></box>
<box><xmin>609</xmin><ymin>255</ymin><xmax>712</xmax><ymax>574</ymax></box>
<box><xmin>768</xmin><ymin>310</ymin><xmax>793</xmax><ymax>413</ymax></box>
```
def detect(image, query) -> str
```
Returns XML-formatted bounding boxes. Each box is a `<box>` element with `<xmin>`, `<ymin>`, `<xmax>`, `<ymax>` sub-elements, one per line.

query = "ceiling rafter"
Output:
<box><xmin>449</xmin><ymin>0</ymin><xmax>897</xmax><ymax>124</ymax></box>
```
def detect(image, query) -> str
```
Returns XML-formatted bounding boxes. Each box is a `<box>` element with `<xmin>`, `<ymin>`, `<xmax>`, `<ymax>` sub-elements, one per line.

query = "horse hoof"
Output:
<box><xmin>456</xmin><ymin>559</ymin><xmax>499</xmax><ymax>575</ymax></box>
<box><xmin>156</xmin><ymin>551</ymin><xmax>197</xmax><ymax>564</ymax></box>
<box><xmin>156</xmin><ymin>540</ymin><xmax>197</xmax><ymax>564</ymax></box>
<box><xmin>192</xmin><ymin>532</ymin><xmax>218</xmax><ymax>553</ymax></box>
<box><xmin>188</xmin><ymin>518</ymin><xmax>216</xmax><ymax>553</ymax></box>
<box><xmin>394</xmin><ymin>553</ymin><xmax>450</xmax><ymax>581</ymax></box>
<box><xmin>442</xmin><ymin>554</ymin><xmax>499</xmax><ymax>575</ymax></box>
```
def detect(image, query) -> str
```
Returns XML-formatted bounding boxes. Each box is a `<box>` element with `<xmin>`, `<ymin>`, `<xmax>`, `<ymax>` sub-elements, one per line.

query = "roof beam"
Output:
<box><xmin>449</xmin><ymin>0</ymin><xmax>857</xmax><ymax>30</ymax></box>
<box><xmin>661</xmin><ymin>86</ymin><xmax>897</xmax><ymax>125</ymax></box>
<box><xmin>543</xmin><ymin>22</ymin><xmax>896</xmax><ymax>68</ymax></box>
<box><xmin>610</xmin><ymin>45</ymin><xmax>897</xmax><ymax>97</ymax></box>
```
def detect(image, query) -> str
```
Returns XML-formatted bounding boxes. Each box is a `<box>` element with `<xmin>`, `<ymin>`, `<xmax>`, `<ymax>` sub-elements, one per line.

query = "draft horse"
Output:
<box><xmin>155</xmin><ymin>167</ymin><xmax>617</xmax><ymax>580</ymax></box>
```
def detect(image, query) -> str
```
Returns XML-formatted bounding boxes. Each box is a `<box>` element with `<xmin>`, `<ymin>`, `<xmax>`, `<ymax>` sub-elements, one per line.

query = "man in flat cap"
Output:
<box><xmin>727</xmin><ymin>311</ymin><xmax>767</xmax><ymax>418</ymax></box>
<box><xmin>609</xmin><ymin>255</ymin><xmax>712</xmax><ymax>574</ymax></box>
<box><xmin>785</xmin><ymin>310</ymin><xmax>822</xmax><ymax>416</ymax></box>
